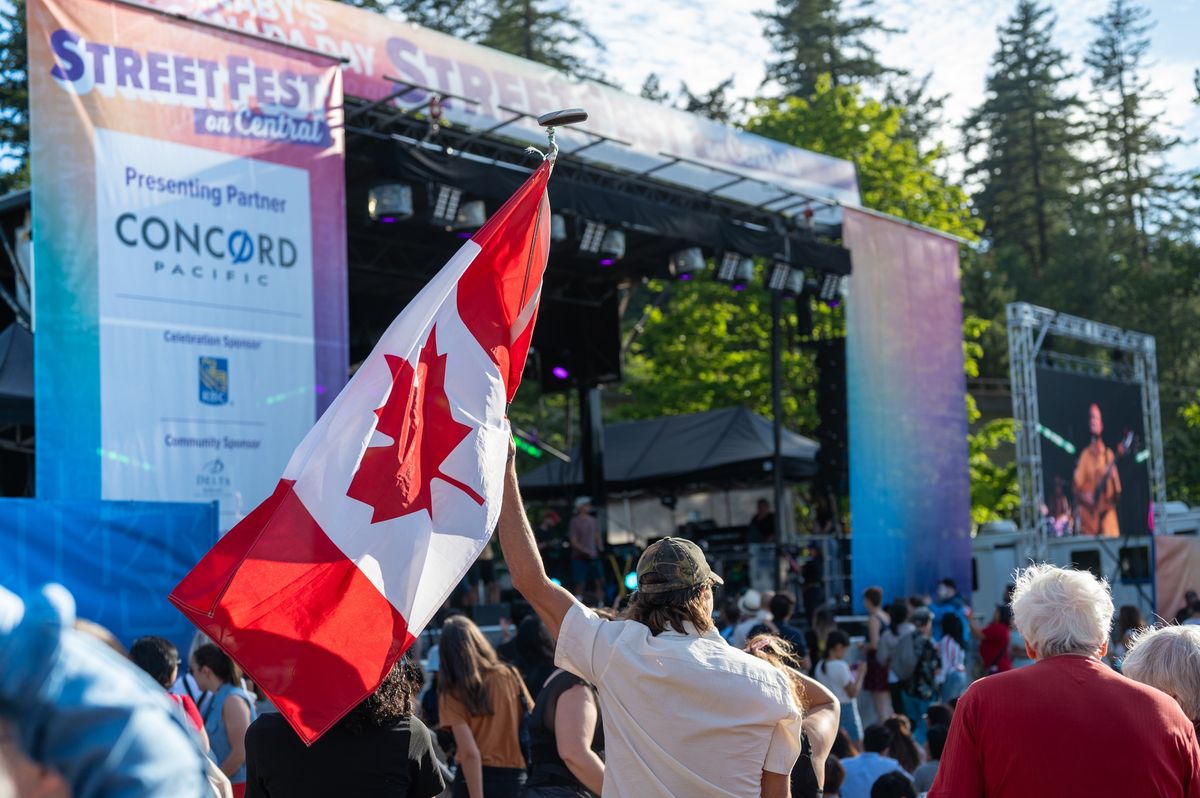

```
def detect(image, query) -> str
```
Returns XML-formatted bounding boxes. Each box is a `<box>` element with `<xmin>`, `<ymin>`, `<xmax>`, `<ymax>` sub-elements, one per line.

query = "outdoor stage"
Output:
<box><xmin>0</xmin><ymin>0</ymin><xmax>973</xmax><ymax>645</ymax></box>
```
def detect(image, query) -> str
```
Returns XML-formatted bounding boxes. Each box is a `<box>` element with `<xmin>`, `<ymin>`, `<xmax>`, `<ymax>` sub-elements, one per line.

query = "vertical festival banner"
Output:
<box><xmin>29</xmin><ymin>0</ymin><xmax>347</xmax><ymax>530</ymax></box>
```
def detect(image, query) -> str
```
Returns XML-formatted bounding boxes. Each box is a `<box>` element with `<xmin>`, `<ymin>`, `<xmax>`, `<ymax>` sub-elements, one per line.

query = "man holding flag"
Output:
<box><xmin>171</xmin><ymin>134</ymin><xmax>802</xmax><ymax>796</ymax></box>
<box><xmin>171</xmin><ymin>156</ymin><xmax>553</xmax><ymax>745</ymax></box>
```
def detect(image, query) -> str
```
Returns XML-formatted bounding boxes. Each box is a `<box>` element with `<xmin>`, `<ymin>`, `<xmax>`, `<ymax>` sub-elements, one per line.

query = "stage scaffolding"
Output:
<box><xmin>1006</xmin><ymin>302</ymin><xmax>1167</xmax><ymax>561</ymax></box>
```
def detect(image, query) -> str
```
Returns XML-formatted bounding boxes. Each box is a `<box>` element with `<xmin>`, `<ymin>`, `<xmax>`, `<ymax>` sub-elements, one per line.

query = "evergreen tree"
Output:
<box><xmin>381</xmin><ymin>0</ymin><xmax>489</xmax><ymax>39</ymax></box>
<box><xmin>962</xmin><ymin>1</ymin><xmax>1084</xmax><ymax>281</ymax></box>
<box><xmin>678</xmin><ymin>76</ymin><xmax>738</xmax><ymax>124</ymax></box>
<box><xmin>481</xmin><ymin>0</ymin><xmax>605</xmax><ymax>81</ymax></box>
<box><xmin>757</xmin><ymin>0</ymin><xmax>901</xmax><ymax>98</ymax></box>
<box><xmin>639</xmin><ymin>73</ymin><xmax>670</xmax><ymax>104</ymax></box>
<box><xmin>1084</xmin><ymin>0</ymin><xmax>1180</xmax><ymax>266</ymax></box>
<box><xmin>0</xmin><ymin>0</ymin><xmax>29</xmax><ymax>193</ymax></box>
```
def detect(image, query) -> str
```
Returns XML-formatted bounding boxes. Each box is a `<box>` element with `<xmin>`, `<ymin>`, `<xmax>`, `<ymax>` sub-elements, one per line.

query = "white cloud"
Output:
<box><xmin>575</xmin><ymin>0</ymin><xmax>1200</xmax><ymax>174</ymax></box>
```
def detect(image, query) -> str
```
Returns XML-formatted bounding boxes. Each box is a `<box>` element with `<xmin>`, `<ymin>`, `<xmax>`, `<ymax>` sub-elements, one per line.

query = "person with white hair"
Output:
<box><xmin>929</xmin><ymin>564</ymin><xmax>1200</xmax><ymax>797</ymax></box>
<box><xmin>1123</xmin><ymin>625</ymin><xmax>1200</xmax><ymax>738</ymax></box>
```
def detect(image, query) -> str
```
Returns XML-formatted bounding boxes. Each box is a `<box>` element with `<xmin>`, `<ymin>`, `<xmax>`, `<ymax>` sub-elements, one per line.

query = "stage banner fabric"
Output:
<box><xmin>143</xmin><ymin>0</ymin><xmax>859</xmax><ymax>209</ymax></box>
<box><xmin>0</xmin><ymin>498</ymin><xmax>218</xmax><ymax>658</ymax></box>
<box><xmin>1155</xmin><ymin>536</ymin><xmax>1200</xmax><ymax>621</ymax></box>
<box><xmin>29</xmin><ymin>0</ymin><xmax>347</xmax><ymax>530</ymax></box>
<box><xmin>843</xmin><ymin>210</ymin><xmax>972</xmax><ymax>609</ymax></box>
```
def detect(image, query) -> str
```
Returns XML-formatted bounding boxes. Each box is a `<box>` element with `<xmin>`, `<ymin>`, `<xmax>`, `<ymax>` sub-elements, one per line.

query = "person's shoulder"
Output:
<box><xmin>246</xmin><ymin>711</ymin><xmax>291</xmax><ymax>742</ymax></box>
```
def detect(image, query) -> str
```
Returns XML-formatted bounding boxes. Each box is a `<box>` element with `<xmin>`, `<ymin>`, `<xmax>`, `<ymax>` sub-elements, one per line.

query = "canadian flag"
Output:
<box><xmin>170</xmin><ymin>161</ymin><xmax>551</xmax><ymax>744</ymax></box>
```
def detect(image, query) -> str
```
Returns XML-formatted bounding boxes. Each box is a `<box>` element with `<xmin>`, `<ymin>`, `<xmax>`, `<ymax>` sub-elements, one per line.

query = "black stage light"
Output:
<box><xmin>669</xmin><ymin>247</ymin><xmax>706</xmax><ymax>281</ymax></box>
<box><xmin>551</xmin><ymin>214</ymin><xmax>568</xmax><ymax>243</ymax></box>
<box><xmin>452</xmin><ymin>200</ymin><xmax>486</xmax><ymax>231</ymax></box>
<box><xmin>579</xmin><ymin>220</ymin><xmax>607</xmax><ymax>254</ymax></box>
<box><xmin>599</xmin><ymin>229</ymin><xmax>626</xmax><ymax>265</ymax></box>
<box><xmin>818</xmin><ymin>272</ymin><xmax>843</xmax><ymax>302</ymax></box>
<box><xmin>430</xmin><ymin>184</ymin><xmax>463</xmax><ymax>227</ymax></box>
<box><xmin>766</xmin><ymin>261</ymin><xmax>790</xmax><ymax>292</ymax></box>
<box><xmin>368</xmin><ymin>184</ymin><xmax>413</xmax><ymax>222</ymax></box>
<box><xmin>717</xmin><ymin>252</ymin><xmax>751</xmax><ymax>283</ymax></box>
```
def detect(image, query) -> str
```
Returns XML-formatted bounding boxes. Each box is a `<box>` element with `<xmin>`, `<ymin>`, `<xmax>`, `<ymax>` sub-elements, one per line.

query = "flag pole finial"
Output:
<box><xmin>535</xmin><ymin>108</ymin><xmax>588</xmax><ymax>164</ymax></box>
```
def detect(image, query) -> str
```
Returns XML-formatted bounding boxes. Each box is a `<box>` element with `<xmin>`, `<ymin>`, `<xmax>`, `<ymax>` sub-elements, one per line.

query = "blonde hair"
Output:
<box><xmin>745</xmin><ymin>633</ymin><xmax>806</xmax><ymax>711</ymax></box>
<box><xmin>1012</xmin><ymin>564</ymin><xmax>1113</xmax><ymax>658</ymax></box>
<box><xmin>1123</xmin><ymin>625</ymin><xmax>1200</xmax><ymax>720</ymax></box>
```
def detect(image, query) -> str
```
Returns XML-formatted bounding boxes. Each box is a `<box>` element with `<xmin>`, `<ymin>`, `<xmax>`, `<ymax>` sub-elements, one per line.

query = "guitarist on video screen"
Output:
<box><xmin>1073</xmin><ymin>403</ymin><xmax>1123</xmax><ymax>537</ymax></box>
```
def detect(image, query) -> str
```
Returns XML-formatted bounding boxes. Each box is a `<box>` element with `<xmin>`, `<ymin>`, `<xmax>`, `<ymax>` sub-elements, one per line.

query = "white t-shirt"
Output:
<box><xmin>555</xmin><ymin>602</ymin><xmax>803</xmax><ymax>798</ymax></box>
<box><xmin>815</xmin><ymin>658</ymin><xmax>854</xmax><ymax>703</ymax></box>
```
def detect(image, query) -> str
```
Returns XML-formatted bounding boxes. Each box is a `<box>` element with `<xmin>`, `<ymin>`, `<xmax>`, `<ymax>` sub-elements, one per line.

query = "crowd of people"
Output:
<box><xmin>3</xmin><ymin>445</ymin><xmax>1200</xmax><ymax>798</ymax></box>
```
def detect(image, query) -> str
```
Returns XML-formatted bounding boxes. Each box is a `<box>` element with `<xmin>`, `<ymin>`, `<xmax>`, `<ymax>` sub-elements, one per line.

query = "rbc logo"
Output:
<box><xmin>199</xmin><ymin>357</ymin><xmax>229</xmax><ymax>405</ymax></box>
<box><xmin>228</xmin><ymin>230</ymin><xmax>254</xmax><ymax>264</ymax></box>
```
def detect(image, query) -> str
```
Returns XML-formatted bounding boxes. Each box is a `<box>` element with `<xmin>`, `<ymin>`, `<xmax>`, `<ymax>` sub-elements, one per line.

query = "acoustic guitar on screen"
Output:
<box><xmin>1075</xmin><ymin>430</ymin><xmax>1134</xmax><ymax>537</ymax></box>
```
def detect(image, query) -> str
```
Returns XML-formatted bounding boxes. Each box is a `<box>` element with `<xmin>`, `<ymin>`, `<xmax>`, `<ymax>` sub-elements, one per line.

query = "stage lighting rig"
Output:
<box><xmin>599</xmin><ymin>229</ymin><xmax>626</xmax><ymax>265</ymax></box>
<box><xmin>818</xmin><ymin>272</ymin><xmax>843</xmax><ymax>302</ymax></box>
<box><xmin>669</xmin><ymin>247</ymin><xmax>706</xmax><ymax>280</ymax></box>
<box><xmin>429</xmin><ymin>184</ymin><xmax>463</xmax><ymax>227</ymax></box>
<box><xmin>551</xmin><ymin>214</ymin><xmax>568</xmax><ymax>243</ymax></box>
<box><xmin>451</xmin><ymin>200</ymin><xmax>486</xmax><ymax>231</ymax></box>
<box><xmin>579</xmin><ymin>220</ymin><xmax>607</xmax><ymax>254</ymax></box>
<box><xmin>717</xmin><ymin>252</ymin><xmax>752</xmax><ymax>283</ymax></box>
<box><xmin>785</xmin><ymin>268</ymin><xmax>806</xmax><ymax>297</ymax></box>
<box><xmin>766</xmin><ymin>261</ymin><xmax>790</xmax><ymax>292</ymax></box>
<box><xmin>367</xmin><ymin>184</ymin><xmax>413</xmax><ymax>222</ymax></box>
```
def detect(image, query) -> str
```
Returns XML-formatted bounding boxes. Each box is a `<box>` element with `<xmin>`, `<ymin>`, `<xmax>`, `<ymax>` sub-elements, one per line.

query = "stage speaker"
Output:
<box><xmin>534</xmin><ymin>293</ymin><xmax>622</xmax><ymax>393</ymax></box>
<box><xmin>813</xmin><ymin>338</ymin><xmax>847</xmax><ymax>493</ymax></box>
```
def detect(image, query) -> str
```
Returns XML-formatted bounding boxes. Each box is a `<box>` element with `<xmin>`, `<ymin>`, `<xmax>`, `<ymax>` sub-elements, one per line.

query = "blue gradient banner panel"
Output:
<box><xmin>843</xmin><ymin>210</ymin><xmax>971</xmax><ymax>609</ymax></box>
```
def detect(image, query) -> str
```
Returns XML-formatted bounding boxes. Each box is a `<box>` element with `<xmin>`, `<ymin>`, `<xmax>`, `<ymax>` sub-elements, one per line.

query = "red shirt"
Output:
<box><xmin>930</xmin><ymin>655</ymin><xmax>1200</xmax><ymax>797</ymax></box>
<box><xmin>979</xmin><ymin>622</ymin><xmax>1012</xmax><ymax>673</ymax></box>
<box><xmin>169</xmin><ymin>692</ymin><xmax>205</xmax><ymax>734</ymax></box>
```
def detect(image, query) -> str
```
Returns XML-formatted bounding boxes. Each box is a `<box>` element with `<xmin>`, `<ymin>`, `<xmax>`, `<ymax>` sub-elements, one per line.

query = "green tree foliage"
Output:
<box><xmin>1085</xmin><ymin>0</ymin><xmax>1181</xmax><ymax>264</ymax></box>
<box><xmin>757</xmin><ymin>0</ymin><xmax>901</xmax><ymax>97</ymax></box>
<box><xmin>0</xmin><ymin>0</ymin><xmax>29</xmax><ymax>192</ymax></box>
<box><xmin>962</xmin><ymin>1</ymin><xmax>1084</xmax><ymax>282</ymax></box>
<box><xmin>638</xmin><ymin>73</ymin><xmax>741</xmax><ymax>124</ymax></box>
<box><xmin>964</xmin><ymin>316</ymin><xmax>1019</xmax><ymax>525</ymax></box>
<box><xmin>746</xmin><ymin>77</ymin><xmax>980</xmax><ymax>241</ymax></box>
<box><xmin>480</xmin><ymin>0</ymin><xmax>605</xmax><ymax>81</ymax></box>
<box><xmin>611</xmin><ymin>281</ymin><xmax>837</xmax><ymax>432</ymax></box>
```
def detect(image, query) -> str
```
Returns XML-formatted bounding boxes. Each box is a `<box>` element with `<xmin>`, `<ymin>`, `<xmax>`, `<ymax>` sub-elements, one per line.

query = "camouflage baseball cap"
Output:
<box><xmin>635</xmin><ymin>537</ymin><xmax>723</xmax><ymax>594</ymax></box>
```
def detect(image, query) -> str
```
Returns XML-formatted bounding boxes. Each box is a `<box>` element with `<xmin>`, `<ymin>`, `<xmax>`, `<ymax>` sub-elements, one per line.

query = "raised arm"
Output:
<box><xmin>498</xmin><ymin>448</ymin><xmax>577</xmax><ymax>640</ymax></box>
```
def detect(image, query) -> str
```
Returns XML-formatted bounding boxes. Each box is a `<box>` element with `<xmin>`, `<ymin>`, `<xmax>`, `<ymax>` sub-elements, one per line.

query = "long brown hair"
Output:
<box><xmin>437</xmin><ymin>615</ymin><xmax>518</xmax><ymax>716</ymax></box>
<box><xmin>745</xmin><ymin>633</ymin><xmax>806</xmax><ymax>710</ymax></box>
<box><xmin>883</xmin><ymin>715</ymin><xmax>920</xmax><ymax>774</ymax></box>
<box><xmin>619</xmin><ymin>579</ymin><xmax>714</xmax><ymax>636</ymax></box>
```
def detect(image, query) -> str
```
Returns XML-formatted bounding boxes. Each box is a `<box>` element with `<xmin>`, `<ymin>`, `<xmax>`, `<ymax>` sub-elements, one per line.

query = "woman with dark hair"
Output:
<box><xmin>191</xmin><ymin>644</ymin><xmax>256</xmax><ymax>797</ymax></box>
<box><xmin>936</xmin><ymin>613</ymin><xmax>967</xmax><ymax>701</ymax></box>
<box><xmin>244</xmin><ymin>658</ymin><xmax>444</xmax><ymax>797</ymax></box>
<box><xmin>862</xmin><ymin>587</ymin><xmax>893</xmax><ymax>722</ymax></box>
<box><xmin>524</xmin><ymin>656</ymin><xmax>606</xmax><ymax>798</ymax></box>
<box><xmin>130</xmin><ymin>636</ymin><xmax>209</xmax><ymax>747</ymax></box>
<box><xmin>500</xmin><ymin>614</ymin><xmax>557</xmax><ymax>698</ymax></box>
<box><xmin>878</xmin><ymin>600</ymin><xmax>913</xmax><ymax>717</ymax></box>
<box><xmin>1111</xmin><ymin>604</ymin><xmax>1146</xmax><ymax>669</ymax></box>
<box><xmin>806</xmin><ymin>607</ymin><xmax>838</xmax><ymax>664</ymax></box>
<box><xmin>438</xmin><ymin>615</ymin><xmax>533</xmax><ymax>798</ymax></box>
<box><xmin>814</xmin><ymin>630</ymin><xmax>865</xmax><ymax>743</ymax></box>
<box><xmin>882</xmin><ymin>715</ymin><xmax>921</xmax><ymax>774</ymax></box>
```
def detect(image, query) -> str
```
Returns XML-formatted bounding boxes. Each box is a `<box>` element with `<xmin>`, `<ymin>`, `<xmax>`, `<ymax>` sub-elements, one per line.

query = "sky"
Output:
<box><xmin>576</xmin><ymin>0</ymin><xmax>1200</xmax><ymax>176</ymax></box>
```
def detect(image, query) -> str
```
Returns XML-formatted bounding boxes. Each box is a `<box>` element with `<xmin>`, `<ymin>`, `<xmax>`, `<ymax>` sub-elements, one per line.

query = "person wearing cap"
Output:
<box><xmin>568</xmin><ymin>496</ymin><xmax>604</xmax><ymax>604</ymax></box>
<box><xmin>497</xmin><ymin>444</ymin><xmax>804</xmax><ymax>798</ymax></box>
<box><xmin>0</xmin><ymin>583</ymin><xmax>209</xmax><ymax>797</ymax></box>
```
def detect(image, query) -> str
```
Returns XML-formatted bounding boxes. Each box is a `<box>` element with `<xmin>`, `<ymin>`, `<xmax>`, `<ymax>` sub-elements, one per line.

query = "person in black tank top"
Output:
<box><xmin>524</xmin><ymin>669</ymin><xmax>604</xmax><ymax>798</ymax></box>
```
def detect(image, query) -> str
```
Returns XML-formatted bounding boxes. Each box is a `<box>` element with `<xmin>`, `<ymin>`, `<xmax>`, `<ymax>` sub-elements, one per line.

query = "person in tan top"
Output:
<box><xmin>1073</xmin><ymin>403</ymin><xmax>1121</xmax><ymax>537</ymax></box>
<box><xmin>437</xmin><ymin>615</ymin><xmax>534</xmax><ymax>798</ymax></box>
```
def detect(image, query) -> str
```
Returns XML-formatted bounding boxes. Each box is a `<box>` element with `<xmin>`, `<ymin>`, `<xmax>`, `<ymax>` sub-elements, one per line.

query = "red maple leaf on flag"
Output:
<box><xmin>347</xmin><ymin>326</ymin><xmax>484</xmax><ymax>523</ymax></box>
